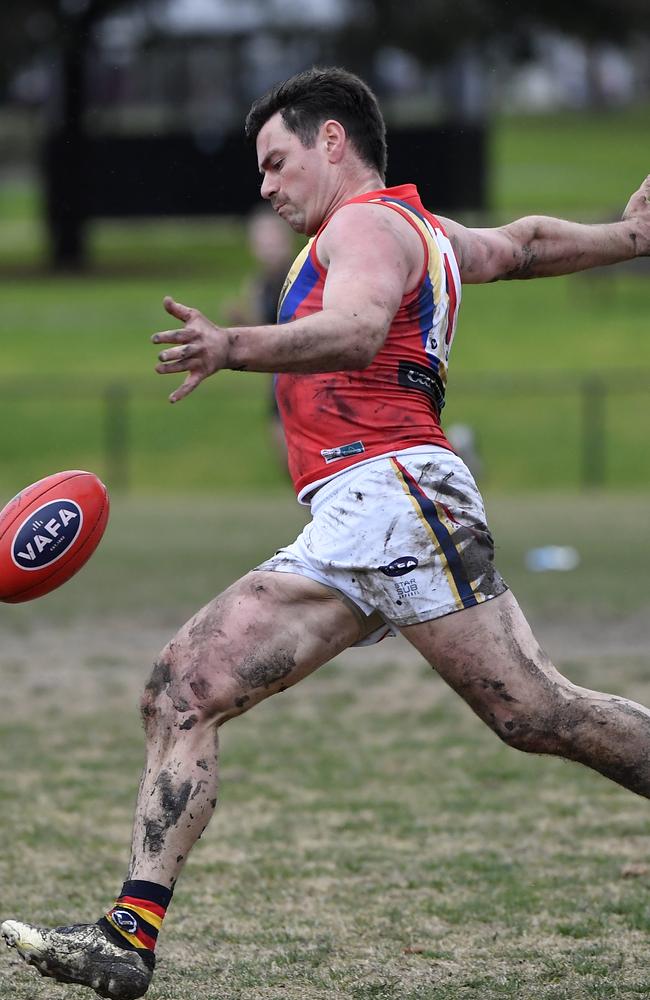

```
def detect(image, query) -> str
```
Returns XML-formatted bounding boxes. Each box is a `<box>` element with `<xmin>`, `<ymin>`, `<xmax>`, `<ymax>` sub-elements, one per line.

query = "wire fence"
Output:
<box><xmin>1</xmin><ymin>371</ymin><xmax>649</xmax><ymax>496</ymax></box>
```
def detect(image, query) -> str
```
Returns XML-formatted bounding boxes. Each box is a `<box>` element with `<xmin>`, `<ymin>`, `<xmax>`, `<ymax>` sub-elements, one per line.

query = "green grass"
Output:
<box><xmin>0</xmin><ymin>106</ymin><xmax>649</xmax><ymax>494</ymax></box>
<box><xmin>1</xmin><ymin>493</ymin><xmax>650</xmax><ymax>999</ymax></box>
<box><xmin>491</xmin><ymin>107</ymin><xmax>650</xmax><ymax>218</ymax></box>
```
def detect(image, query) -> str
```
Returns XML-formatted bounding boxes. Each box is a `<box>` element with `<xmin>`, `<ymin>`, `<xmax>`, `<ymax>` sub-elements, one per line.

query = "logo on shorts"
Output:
<box><xmin>11</xmin><ymin>500</ymin><xmax>83</xmax><ymax>571</ymax></box>
<box><xmin>111</xmin><ymin>909</ymin><xmax>138</xmax><ymax>935</ymax></box>
<box><xmin>379</xmin><ymin>555</ymin><xmax>419</xmax><ymax>577</ymax></box>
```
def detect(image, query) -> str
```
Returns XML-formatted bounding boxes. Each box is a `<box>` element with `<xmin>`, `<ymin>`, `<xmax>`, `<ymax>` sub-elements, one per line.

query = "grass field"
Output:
<box><xmin>1</xmin><ymin>107</ymin><xmax>649</xmax><ymax>494</ymax></box>
<box><xmin>1</xmin><ymin>492</ymin><xmax>650</xmax><ymax>1000</ymax></box>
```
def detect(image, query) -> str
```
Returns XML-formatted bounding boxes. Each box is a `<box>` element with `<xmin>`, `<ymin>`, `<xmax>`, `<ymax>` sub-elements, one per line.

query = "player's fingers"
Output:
<box><xmin>163</xmin><ymin>296</ymin><xmax>194</xmax><ymax>322</ymax></box>
<box><xmin>169</xmin><ymin>371</ymin><xmax>204</xmax><ymax>404</ymax></box>
<box><xmin>151</xmin><ymin>328</ymin><xmax>193</xmax><ymax>345</ymax></box>
<box><xmin>157</xmin><ymin>343</ymin><xmax>200</xmax><ymax>364</ymax></box>
<box><xmin>155</xmin><ymin>359</ymin><xmax>194</xmax><ymax>375</ymax></box>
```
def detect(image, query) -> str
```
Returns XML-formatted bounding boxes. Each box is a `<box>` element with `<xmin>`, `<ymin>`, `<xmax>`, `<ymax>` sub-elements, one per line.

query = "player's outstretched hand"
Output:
<box><xmin>152</xmin><ymin>296</ymin><xmax>230</xmax><ymax>403</ymax></box>
<box><xmin>622</xmin><ymin>175</ymin><xmax>650</xmax><ymax>255</ymax></box>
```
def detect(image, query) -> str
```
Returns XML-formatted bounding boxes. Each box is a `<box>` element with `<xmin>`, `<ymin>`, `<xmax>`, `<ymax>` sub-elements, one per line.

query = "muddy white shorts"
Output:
<box><xmin>255</xmin><ymin>447</ymin><xmax>507</xmax><ymax>645</ymax></box>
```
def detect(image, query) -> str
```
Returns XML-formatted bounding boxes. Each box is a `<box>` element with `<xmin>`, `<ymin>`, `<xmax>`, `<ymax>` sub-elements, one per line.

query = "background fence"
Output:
<box><xmin>1</xmin><ymin>370</ymin><xmax>648</xmax><ymax>498</ymax></box>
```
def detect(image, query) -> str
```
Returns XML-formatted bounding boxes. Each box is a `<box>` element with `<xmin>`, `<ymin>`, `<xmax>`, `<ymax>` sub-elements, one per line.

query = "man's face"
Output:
<box><xmin>256</xmin><ymin>111</ymin><xmax>329</xmax><ymax>236</ymax></box>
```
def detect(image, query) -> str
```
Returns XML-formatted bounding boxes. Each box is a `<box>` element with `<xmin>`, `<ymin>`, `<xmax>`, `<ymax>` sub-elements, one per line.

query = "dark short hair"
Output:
<box><xmin>245</xmin><ymin>66</ymin><xmax>387</xmax><ymax>179</ymax></box>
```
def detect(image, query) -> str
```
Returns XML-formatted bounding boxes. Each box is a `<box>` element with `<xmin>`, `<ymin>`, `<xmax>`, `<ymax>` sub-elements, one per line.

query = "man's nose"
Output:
<box><xmin>260</xmin><ymin>172</ymin><xmax>278</xmax><ymax>200</ymax></box>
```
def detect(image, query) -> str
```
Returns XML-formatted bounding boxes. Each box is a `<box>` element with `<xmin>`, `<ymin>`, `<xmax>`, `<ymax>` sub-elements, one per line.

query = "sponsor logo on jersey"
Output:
<box><xmin>397</xmin><ymin>360</ymin><xmax>446</xmax><ymax>413</ymax></box>
<box><xmin>111</xmin><ymin>909</ymin><xmax>139</xmax><ymax>935</ymax></box>
<box><xmin>379</xmin><ymin>555</ymin><xmax>419</xmax><ymax>577</ymax></box>
<box><xmin>320</xmin><ymin>440</ymin><xmax>365</xmax><ymax>464</ymax></box>
<box><xmin>11</xmin><ymin>499</ymin><xmax>83</xmax><ymax>571</ymax></box>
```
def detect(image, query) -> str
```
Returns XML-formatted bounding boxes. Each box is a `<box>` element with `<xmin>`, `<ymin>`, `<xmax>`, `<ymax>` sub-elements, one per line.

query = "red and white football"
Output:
<box><xmin>0</xmin><ymin>470</ymin><xmax>109</xmax><ymax>604</ymax></box>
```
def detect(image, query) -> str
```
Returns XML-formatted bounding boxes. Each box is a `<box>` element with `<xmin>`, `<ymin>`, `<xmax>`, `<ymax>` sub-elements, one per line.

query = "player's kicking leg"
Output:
<box><xmin>2</xmin><ymin>571</ymin><xmax>363</xmax><ymax>999</ymax></box>
<box><xmin>403</xmin><ymin>588</ymin><xmax>650</xmax><ymax>797</ymax></box>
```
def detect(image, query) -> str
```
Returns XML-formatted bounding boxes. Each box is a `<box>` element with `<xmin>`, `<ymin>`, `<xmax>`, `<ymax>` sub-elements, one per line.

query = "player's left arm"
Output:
<box><xmin>440</xmin><ymin>174</ymin><xmax>650</xmax><ymax>284</ymax></box>
<box><xmin>153</xmin><ymin>203</ymin><xmax>414</xmax><ymax>402</ymax></box>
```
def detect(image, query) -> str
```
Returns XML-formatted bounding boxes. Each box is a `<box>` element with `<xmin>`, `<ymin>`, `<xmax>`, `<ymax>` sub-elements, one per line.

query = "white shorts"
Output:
<box><xmin>255</xmin><ymin>448</ymin><xmax>507</xmax><ymax>645</ymax></box>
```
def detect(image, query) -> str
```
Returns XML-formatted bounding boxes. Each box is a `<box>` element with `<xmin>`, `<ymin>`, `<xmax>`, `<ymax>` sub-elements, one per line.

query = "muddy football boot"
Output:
<box><xmin>1</xmin><ymin>919</ymin><xmax>154</xmax><ymax>999</ymax></box>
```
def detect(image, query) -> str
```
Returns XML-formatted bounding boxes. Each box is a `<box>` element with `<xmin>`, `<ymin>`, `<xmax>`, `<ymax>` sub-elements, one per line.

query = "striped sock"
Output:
<box><xmin>99</xmin><ymin>880</ymin><xmax>173</xmax><ymax>955</ymax></box>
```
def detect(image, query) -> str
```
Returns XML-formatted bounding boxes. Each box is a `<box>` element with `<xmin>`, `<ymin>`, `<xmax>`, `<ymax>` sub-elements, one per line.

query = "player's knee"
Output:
<box><xmin>140</xmin><ymin>642</ymin><xmax>239</xmax><ymax>736</ymax></box>
<box><xmin>492</xmin><ymin>713</ymin><xmax>549</xmax><ymax>753</ymax></box>
<box><xmin>490</xmin><ymin>692</ymin><xmax>573</xmax><ymax>755</ymax></box>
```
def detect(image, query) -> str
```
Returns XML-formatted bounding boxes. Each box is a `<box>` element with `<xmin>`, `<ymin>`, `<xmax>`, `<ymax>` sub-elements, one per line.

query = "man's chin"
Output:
<box><xmin>286</xmin><ymin>217</ymin><xmax>309</xmax><ymax>235</ymax></box>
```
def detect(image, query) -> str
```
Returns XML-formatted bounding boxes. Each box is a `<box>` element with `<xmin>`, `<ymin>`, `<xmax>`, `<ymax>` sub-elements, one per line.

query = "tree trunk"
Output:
<box><xmin>43</xmin><ymin>32</ymin><xmax>88</xmax><ymax>270</ymax></box>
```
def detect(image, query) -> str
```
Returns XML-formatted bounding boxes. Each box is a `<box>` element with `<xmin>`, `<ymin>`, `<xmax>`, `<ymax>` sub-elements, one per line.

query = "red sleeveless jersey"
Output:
<box><xmin>275</xmin><ymin>184</ymin><xmax>462</xmax><ymax>500</ymax></box>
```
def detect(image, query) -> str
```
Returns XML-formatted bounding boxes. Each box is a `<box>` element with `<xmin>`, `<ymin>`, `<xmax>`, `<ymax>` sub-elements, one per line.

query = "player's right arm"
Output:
<box><xmin>440</xmin><ymin>174</ymin><xmax>650</xmax><ymax>284</ymax></box>
<box><xmin>152</xmin><ymin>202</ymin><xmax>421</xmax><ymax>402</ymax></box>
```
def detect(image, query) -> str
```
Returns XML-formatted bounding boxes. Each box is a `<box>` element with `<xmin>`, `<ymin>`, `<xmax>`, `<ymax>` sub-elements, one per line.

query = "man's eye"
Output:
<box><xmin>273</xmin><ymin>160</ymin><xmax>284</xmax><ymax>171</ymax></box>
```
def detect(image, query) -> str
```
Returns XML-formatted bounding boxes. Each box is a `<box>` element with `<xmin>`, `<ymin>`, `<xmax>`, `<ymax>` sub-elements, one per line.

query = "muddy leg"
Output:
<box><xmin>128</xmin><ymin>571</ymin><xmax>363</xmax><ymax>888</ymax></box>
<box><xmin>403</xmin><ymin>590</ymin><xmax>650</xmax><ymax>798</ymax></box>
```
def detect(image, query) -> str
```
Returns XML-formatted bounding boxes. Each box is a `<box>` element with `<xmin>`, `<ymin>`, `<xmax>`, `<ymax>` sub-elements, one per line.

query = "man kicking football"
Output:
<box><xmin>3</xmin><ymin>67</ymin><xmax>650</xmax><ymax>999</ymax></box>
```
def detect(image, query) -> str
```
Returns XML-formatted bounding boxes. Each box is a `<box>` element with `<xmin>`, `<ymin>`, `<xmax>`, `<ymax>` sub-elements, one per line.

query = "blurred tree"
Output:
<box><xmin>340</xmin><ymin>0</ymin><xmax>650</xmax><ymax>83</ymax></box>
<box><xmin>522</xmin><ymin>0</ymin><xmax>650</xmax><ymax>106</ymax></box>
<box><xmin>345</xmin><ymin>0</ymin><xmax>650</xmax><ymax>54</ymax></box>
<box><xmin>0</xmin><ymin>0</ymin><xmax>138</xmax><ymax>269</ymax></box>
<box><xmin>340</xmin><ymin>0</ymin><xmax>511</xmax><ymax>69</ymax></box>
<box><xmin>525</xmin><ymin>0</ymin><xmax>650</xmax><ymax>41</ymax></box>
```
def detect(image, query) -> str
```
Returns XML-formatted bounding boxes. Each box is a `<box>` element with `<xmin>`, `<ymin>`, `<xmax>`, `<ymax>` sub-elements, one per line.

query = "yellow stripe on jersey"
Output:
<box><xmin>277</xmin><ymin>239</ymin><xmax>314</xmax><ymax>320</ymax></box>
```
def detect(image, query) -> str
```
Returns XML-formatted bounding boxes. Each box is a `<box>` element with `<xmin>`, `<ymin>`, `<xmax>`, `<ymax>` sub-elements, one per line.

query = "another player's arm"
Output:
<box><xmin>153</xmin><ymin>204</ymin><xmax>415</xmax><ymax>402</ymax></box>
<box><xmin>440</xmin><ymin>174</ymin><xmax>650</xmax><ymax>284</ymax></box>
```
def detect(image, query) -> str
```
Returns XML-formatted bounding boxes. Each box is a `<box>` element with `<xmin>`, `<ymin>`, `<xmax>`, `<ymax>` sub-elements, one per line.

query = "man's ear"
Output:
<box><xmin>321</xmin><ymin>119</ymin><xmax>346</xmax><ymax>163</ymax></box>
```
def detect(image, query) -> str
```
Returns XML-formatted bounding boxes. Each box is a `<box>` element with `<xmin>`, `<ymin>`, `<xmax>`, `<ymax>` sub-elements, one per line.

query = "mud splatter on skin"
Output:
<box><xmin>145</xmin><ymin>659</ymin><xmax>171</xmax><ymax>698</ymax></box>
<box><xmin>196</xmin><ymin>758</ymin><xmax>209</xmax><ymax>771</ymax></box>
<box><xmin>499</xmin><ymin>604</ymin><xmax>558</xmax><ymax>696</ymax></box>
<box><xmin>235</xmin><ymin>694</ymin><xmax>251</xmax><ymax>708</ymax></box>
<box><xmin>179</xmin><ymin>714</ymin><xmax>198</xmax><ymax>731</ymax></box>
<box><xmin>190</xmin><ymin>780</ymin><xmax>207</xmax><ymax>800</ymax></box>
<box><xmin>189</xmin><ymin>677</ymin><xmax>211</xmax><ymax>701</ymax></box>
<box><xmin>471</xmin><ymin>602</ymin><xmax>650</xmax><ymax>797</ymax></box>
<box><xmin>142</xmin><ymin>658</ymin><xmax>173</xmax><ymax>724</ymax></box>
<box><xmin>235</xmin><ymin>649</ymin><xmax>296</xmax><ymax>690</ymax></box>
<box><xmin>142</xmin><ymin>771</ymin><xmax>193</xmax><ymax>856</ymax></box>
<box><xmin>187</xmin><ymin>605</ymin><xmax>229</xmax><ymax>650</ymax></box>
<box><xmin>480</xmin><ymin>677</ymin><xmax>518</xmax><ymax>703</ymax></box>
<box><xmin>501</xmin><ymin>242</ymin><xmax>538</xmax><ymax>280</ymax></box>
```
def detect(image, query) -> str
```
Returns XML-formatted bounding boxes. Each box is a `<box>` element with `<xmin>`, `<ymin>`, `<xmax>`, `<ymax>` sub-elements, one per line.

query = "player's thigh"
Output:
<box><xmin>162</xmin><ymin>570</ymin><xmax>364</xmax><ymax>719</ymax></box>
<box><xmin>401</xmin><ymin>589</ymin><xmax>570</xmax><ymax>724</ymax></box>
